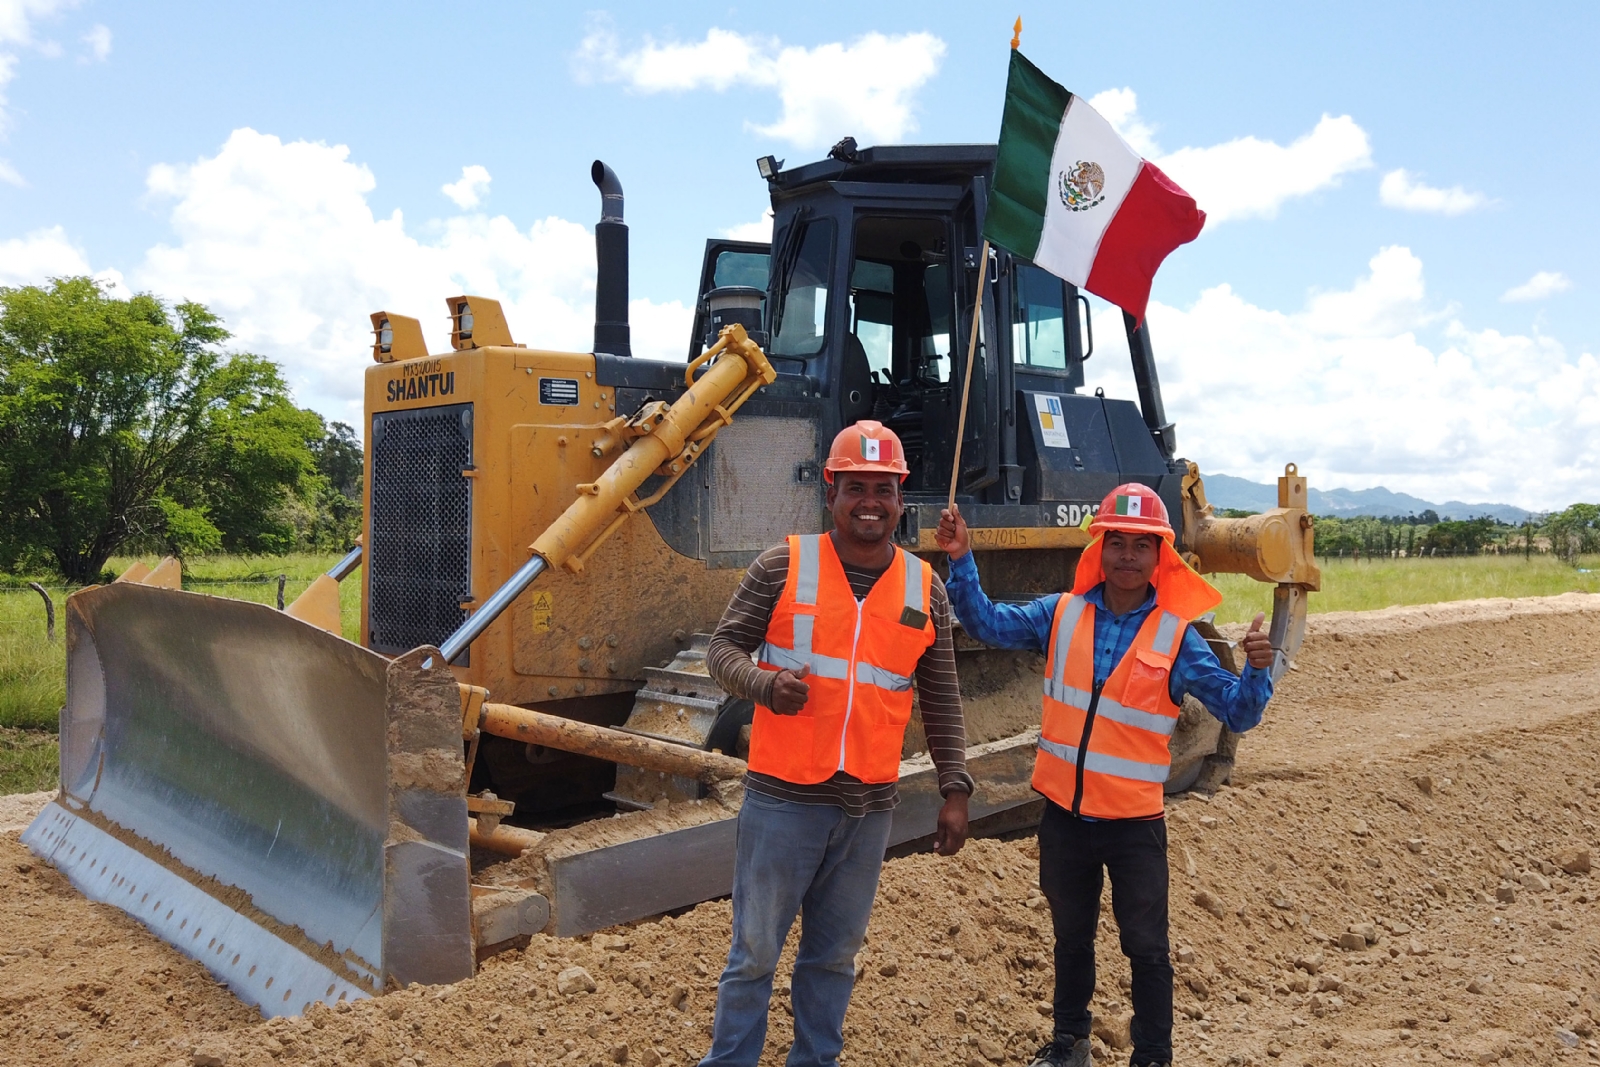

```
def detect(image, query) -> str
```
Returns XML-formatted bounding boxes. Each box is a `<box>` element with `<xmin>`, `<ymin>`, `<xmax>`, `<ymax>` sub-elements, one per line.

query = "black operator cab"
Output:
<box><xmin>681</xmin><ymin>141</ymin><xmax>1191</xmax><ymax>573</ymax></box>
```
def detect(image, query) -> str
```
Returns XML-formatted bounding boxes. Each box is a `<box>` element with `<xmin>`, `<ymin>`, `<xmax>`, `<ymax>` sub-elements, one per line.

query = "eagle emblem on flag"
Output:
<box><xmin>1059</xmin><ymin>161</ymin><xmax>1107</xmax><ymax>212</ymax></box>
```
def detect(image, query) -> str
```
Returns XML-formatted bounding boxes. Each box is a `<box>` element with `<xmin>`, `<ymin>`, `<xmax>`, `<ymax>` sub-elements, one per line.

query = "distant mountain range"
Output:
<box><xmin>1202</xmin><ymin>473</ymin><xmax>1534</xmax><ymax>524</ymax></box>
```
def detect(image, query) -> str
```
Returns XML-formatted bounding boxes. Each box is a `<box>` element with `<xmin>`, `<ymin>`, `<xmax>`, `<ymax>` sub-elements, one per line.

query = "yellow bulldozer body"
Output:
<box><xmin>20</xmin><ymin>146</ymin><xmax>1325</xmax><ymax>1021</ymax></box>
<box><xmin>359</xmin><ymin>343</ymin><xmax>743</xmax><ymax>707</ymax></box>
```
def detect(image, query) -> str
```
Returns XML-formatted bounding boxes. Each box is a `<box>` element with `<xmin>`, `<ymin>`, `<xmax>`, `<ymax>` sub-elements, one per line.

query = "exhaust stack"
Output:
<box><xmin>591</xmin><ymin>161</ymin><xmax>630</xmax><ymax>359</ymax></box>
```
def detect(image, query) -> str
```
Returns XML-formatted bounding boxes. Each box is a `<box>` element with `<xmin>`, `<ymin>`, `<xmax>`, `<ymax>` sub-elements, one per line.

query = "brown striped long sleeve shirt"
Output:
<box><xmin>706</xmin><ymin>541</ymin><xmax>974</xmax><ymax>815</ymax></box>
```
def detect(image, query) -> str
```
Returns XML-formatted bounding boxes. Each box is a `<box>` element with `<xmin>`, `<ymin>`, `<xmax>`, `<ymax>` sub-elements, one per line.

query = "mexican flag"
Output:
<box><xmin>983</xmin><ymin>50</ymin><xmax>1205</xmax><ymax>323</ymax></box>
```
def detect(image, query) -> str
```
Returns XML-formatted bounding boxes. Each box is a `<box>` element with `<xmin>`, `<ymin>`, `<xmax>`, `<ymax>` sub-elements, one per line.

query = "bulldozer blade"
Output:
<box><xmin>20</xmin><ymin>582</ymin><xmax>473</xmax><ymax>1016</ymax></box>
<box><xmin>520</xmin><ymin>731</ymin><xmax>1046</xmax><ymax>937</ymax></box>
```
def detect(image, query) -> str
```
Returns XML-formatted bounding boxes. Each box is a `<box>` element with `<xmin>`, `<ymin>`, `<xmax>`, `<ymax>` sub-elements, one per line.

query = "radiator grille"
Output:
<box><xmin>368</xmin><ymin>403</ymin><xmax>472</xmax><ymax>658</ymax></box>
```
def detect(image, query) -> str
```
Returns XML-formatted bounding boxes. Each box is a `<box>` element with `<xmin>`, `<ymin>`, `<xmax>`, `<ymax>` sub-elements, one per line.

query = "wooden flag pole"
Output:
<box><xmin>948</xmin><ymin>20</ymin><xmax>1018</xmax><ymax>510</ymax></box>
<box><xmin>947</xmin><ymin>238</ymin><xmax>991</xmax><ymax>510</ymax></box>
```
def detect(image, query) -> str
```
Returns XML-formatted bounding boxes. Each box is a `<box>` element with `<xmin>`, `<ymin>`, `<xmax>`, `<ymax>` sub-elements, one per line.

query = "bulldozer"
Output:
<box><xmin>22</xmin><ymin>144</ymin><xmax>1319</xmax><ymax>1017</ymax></box>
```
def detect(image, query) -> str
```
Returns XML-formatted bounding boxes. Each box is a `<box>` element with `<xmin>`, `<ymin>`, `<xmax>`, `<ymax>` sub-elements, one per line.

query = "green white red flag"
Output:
<box><xmin>983</xmin><ymin>49</ymin><xmax>1205</xmax><ymax>323</ymax></box>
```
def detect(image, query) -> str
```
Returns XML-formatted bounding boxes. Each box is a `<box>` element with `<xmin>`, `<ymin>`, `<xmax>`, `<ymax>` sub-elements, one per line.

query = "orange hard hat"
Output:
<box><xmin>1088</xmin><ymin>482</ymin><xmax>1174</xmax><ymax>540</ymax></box>
<box><xmin>824</xmin><ymin>420</ymin><xmax>909</xmax><ymax>482</ymax></box>
<box><xmin>1074</xmin><ymin>481</ymin><xmax>1222</xmax><ymax>619</ymax></box>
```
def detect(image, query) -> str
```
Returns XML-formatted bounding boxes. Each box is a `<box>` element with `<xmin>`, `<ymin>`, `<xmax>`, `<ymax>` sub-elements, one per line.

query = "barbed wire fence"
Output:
<box><xmin>5</xmin><ymin>573</ymin><xmax>307</xmax><ymax>639</ymax></box>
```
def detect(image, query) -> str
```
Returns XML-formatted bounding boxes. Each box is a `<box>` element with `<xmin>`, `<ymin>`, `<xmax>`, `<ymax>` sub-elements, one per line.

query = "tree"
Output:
<box><xmin>313</xmin><ymin>421</ymin><xmax>363</xmax><ymax>499</ymax></box>
<box><xmin>1422</xmin><ymin>518</ymin><xmax>1494</xmax><ymax>556</ymax></box>
<box><xmin>1544</xmin><ymin>504</ymin><xmax>1600</xmax><ymax>562</ymax></box>
<box><xmin>304</xmin><ymin>421</ymin><xmax>364</xmax><ymax>551</ymax></box>
<box><xmin>0</xmin><ymin>277</ymin><xmax>325</xmax><ymax>582</ymax></box>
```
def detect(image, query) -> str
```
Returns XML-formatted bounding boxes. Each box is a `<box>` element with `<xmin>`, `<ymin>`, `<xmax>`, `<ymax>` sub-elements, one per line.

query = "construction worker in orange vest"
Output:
<box><xmin>937</xmin><ymin>484</ymin><xmax>1274</xmax><ymax>1067</ymax></box>
<box><xmin>700</xmin><ymin>420</ymin><xmax>973</xmax><ymax>1067</ymax></box>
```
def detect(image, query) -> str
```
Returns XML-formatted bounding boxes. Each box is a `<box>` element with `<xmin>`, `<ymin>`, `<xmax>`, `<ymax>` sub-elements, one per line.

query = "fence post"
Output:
<box><xmin>276</xmin><ymin>574</ymin><xmax>288</xmax><ymax>610</ymax></box>
<box><xmin>26</xmin><ymin>582</ymin><xmax>55</xmax><ymax>641</ymax></box>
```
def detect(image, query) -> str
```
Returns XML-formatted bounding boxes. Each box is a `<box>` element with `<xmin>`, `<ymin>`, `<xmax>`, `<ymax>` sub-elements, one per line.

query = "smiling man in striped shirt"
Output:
<box><xmin>938</xmin><ymin>483</ymin><xmax>1273</xmax><ymax>1067</ymax></box>
<box><xmin>700</xmin><ymin>420</ymin><xmax>972</xmax><ymax>1067</ymax></box>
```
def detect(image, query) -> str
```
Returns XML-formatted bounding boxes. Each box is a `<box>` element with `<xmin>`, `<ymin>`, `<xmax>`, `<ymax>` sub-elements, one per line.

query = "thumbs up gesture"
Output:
<box><xmin>1241</xmin><ymin>612</ymin><xmax>1274</xmax><ymax>670</ymax></box>
<box><xmin>771</xmin><ymin>664</ymin><xmax>811</xmax><ymax>714</ymax></box>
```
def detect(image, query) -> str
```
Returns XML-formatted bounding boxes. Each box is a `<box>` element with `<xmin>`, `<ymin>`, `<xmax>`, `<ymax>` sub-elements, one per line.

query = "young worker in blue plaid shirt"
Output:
<box><xmin>937</xmin><ymin>484</ymin><xmax>1275</xmax><ymax>1067</ymax></box>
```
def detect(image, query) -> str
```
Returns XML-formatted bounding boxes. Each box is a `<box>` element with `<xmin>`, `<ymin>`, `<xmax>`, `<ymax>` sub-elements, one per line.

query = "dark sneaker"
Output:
<box><xmin>1027</xmin><ymin>1037</ymin><xmax>1091</xmax><ymax>1067</ymax></box>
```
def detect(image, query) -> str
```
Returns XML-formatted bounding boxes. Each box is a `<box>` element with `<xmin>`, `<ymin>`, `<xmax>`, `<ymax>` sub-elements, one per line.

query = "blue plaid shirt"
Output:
<box><xmin>945</xmin><ymin>551</ymin><xmax>1271</xmax><ymax>732</ymax></box>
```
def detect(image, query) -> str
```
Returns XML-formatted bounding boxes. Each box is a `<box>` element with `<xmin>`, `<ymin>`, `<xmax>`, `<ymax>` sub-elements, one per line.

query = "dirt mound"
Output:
<box><xmin>3</xmin><ymin>593</ymin><xmax>1599</xmax><ymax>1066</ymax></box>
<box><xmin>1229</xmin><ymin>591</ymin><xmax>1600</xmax><ymax>777</ymax></box>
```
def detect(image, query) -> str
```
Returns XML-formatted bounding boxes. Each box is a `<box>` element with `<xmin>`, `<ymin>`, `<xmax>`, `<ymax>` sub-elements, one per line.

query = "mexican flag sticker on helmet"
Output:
<box><xmin>860</xmin><ymin>435</ymin><xmax>881</xmax><ymax>461</ymax></box>
<box><xmin>1114</xmin><ymin>494</ymin><xmax>1142</xmax><ymax>517</ymax></box>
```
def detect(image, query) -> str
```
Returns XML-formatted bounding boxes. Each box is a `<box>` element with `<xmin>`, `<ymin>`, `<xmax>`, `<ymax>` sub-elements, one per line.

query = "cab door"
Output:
<box><xmin>687</xmin><ymin>239</ymin><xmax>771</xmax><ymax>358</ymax></box>
<box><xmin>921</xmin><ymin>187</ymin><xmax>998</xmax><ymax>499</ymax></box>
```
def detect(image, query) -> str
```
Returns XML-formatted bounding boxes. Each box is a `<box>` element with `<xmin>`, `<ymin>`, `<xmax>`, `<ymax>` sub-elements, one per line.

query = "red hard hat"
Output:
<box><xmin>1088</xmin><ymin>483</ymin><xmax>1174</xmax><ymax>540</ymax></box>
<box><xmin>824</xmin><ymin>420</ymin><xmax>909</xmax><ymax>483</ymax></box>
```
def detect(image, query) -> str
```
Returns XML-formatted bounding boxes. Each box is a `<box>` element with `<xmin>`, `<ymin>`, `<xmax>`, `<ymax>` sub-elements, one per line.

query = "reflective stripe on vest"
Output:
<box><xmin>796</xmin><ymin>533</ymin><xmax>821</xmax><ymax>605</ymax></box>
<box><xmin>1037</xmin><ymin>736</ymin><xmax>1172</xmax><ymax>784</ymax></box>
<box><xmin>760</xmin><ymin>534</ymin><xmax>923</xmax><ymax>693</ymax></box>
<box><xmin>1040</xmin><ymin>679</ymin><xmax>1180</xmax><ymax>737</ymax></box>
<box><xmin>759</xmin><ymin>613</ymin><xmax>849</xmax><ymax>679</ymax></box>
<box><xmin>1034</xmin><ymin>595</ymin><xmax>1187</xmax><ymax>818</ymax></box>
<box><xmin>747</xmin><ymin>534</ymin><xmax>936</xmax><ymax>785</ymax></box>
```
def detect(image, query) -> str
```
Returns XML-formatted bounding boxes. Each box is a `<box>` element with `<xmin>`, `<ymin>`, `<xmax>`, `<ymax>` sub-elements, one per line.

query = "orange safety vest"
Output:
<box><xmin>1033</xmin><ymin>594</ymin><xmax>1187</xmax><ymax>819</ymax></box>
<box><xmin>748</xmin><ymin>534</ymin><xmax>936</xmax><ymax>785</ymax></box>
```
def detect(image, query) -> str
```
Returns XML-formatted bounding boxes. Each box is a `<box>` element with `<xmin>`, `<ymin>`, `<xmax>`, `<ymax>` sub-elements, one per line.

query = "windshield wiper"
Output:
<box><xmin>766</xmin><ymin>206</ymin><xmax>812</xmax><ymax>346</ymax></box>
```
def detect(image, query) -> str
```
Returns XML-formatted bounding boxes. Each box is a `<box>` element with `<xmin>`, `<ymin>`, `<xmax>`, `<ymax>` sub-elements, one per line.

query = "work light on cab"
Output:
<box><xmin>368</xmin><ymin>310</ymin><xmax>424</xmax><ymax>363</ymax></box>
<box><xmin>446</xmin><ymin>294</ymin><xmax>515</xmax><ymax>350</ymax></box>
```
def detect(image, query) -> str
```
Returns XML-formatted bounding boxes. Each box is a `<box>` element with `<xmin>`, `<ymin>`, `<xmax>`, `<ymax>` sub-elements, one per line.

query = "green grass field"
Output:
<box><xmin>0</xmin><ymin>552</ymin><xmax>361</xmax><ymax>793</ymax></box>
<box><xmin>2</xmin><ymin>551</ymin><xmax>1597</xmax><ymax>794</ymax></box>
<box><xmin>1207</xmin><ymin>552</ymin><xmax>1600</xmax><ymax>624</ymax></box>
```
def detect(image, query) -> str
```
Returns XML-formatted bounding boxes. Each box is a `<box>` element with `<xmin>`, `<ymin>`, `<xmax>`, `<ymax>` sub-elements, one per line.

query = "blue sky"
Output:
<box><xmin>1</xmin><ymin>1</ymin><xmax>1596</xmax><ymax>509</ymax></box>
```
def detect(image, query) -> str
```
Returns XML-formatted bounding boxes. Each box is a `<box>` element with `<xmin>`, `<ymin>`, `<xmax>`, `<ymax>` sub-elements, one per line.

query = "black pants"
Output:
<box><xmin>1039</xmin><ymin>800</ymin><xmax>1172</xmax><ymax>1066</ymax></box>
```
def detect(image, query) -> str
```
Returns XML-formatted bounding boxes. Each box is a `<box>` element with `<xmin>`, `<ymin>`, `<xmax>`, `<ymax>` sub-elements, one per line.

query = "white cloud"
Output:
<box><xmin>79</xmin><ymin>21</ymin><xmax>108</xmax><ymax>62</ymax></box>
<box><xmin>1086</xmin><ymin>88</ymin><xmax>1158</xmax><ymax>157</ymax></box>
<box><xmin>0</xmin><ymin>0</ymin><xmax>96</xmax><ymax>184</ymax></box>
<box><xmin>0</xmin><ymin>223</ymin><xmax>88</xmax><ymax>283</ymax></box>
<box><xmin>1091</xmin><ymin>89</ymin><xmax>1372</xmax><ymax>223</ymax></box>
<box><xmin>127</xmin><ymin>129</ymin><xmax>689</xmax><ymax>420</ymax></box>
<box><xmin>0</xmin><ymin>223</ymin><xmax>125</xmax><ymax>292</ymax></box>
<box><xmin>1378</xmin><ymin>168</ymin><xmax>1489</xmax><ymax>215</ymax></box>
<box><xmin>721</xmin><ymin>211</ymin><xmax>773</xmax><ymax>243</ymax></box>
<box><xmin>576</xmin><ymin>19</ymin><xmax>945</xmax><ymax>149</ymax></box>
<box><xmin>1083</xmin><ymin>247</ymin><xmax>1598</xmax><ymax>510</ymax></box>
<box><xmin>0</xmin><ymin>1</ymin><xmax>73</xmax><ymax>46</ymax></box>
<box><xmin>0</xmin><ymin>0</ymin><xmax>79</xmax><ymax>136</ymax></box>
<box><xmin>1501</xmin><ymin>270</ymin><xmax>1571</xmax><ymax>303</ymax></box>
<box><xmin>1299</xmin><ymin>245</ymin><xmax>1447</xmax><ymax>338</ymax></box>
<box><xmin>441</xmin><ymin>164</ymin><xmax>491</xmax><ymax>209</ymax></box>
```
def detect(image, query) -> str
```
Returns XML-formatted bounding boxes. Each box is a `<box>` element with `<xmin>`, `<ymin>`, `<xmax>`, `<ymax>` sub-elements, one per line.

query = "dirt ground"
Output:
<box><xmin>3</xmin><ymin>592</ymin><xmax>1600</xmax><ymax>1067</ymax></box>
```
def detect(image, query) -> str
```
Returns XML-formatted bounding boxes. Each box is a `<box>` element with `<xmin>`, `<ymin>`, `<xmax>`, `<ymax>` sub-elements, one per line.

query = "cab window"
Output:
<box><xmin>713</xmin><ymin>250</ymin><xmax>769</xmax><ymax>288</ymax></box>
<box><xmin>847</xmin><ymin>216</ymin><xmax>954</xmax><ymax>386</ymax></box>
<box><xmin>849</xmin><ymin>260</ymin><xmax>895</xmax><ymax>382</ymax></box>
<box><xmin>770</xmin><ymin>220</ymin><xmax>835</xmax><ymax>358</ymax></box>
<box><xmin>1011</xmin><ymin>263</ymin><xmax>1068</xmax><ymax>370</ymax></box>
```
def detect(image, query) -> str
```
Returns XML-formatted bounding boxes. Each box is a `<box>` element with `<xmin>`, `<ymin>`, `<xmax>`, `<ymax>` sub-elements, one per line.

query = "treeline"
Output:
<box><xmin>1308</xmin><ymin>509</ymin><xmax>1600</xmax><ymax>562</ymax></box>
<box><xmin>0</xmin><ymin>277</ymin><xmax>362</xmax><ymax>584</ymax></box>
